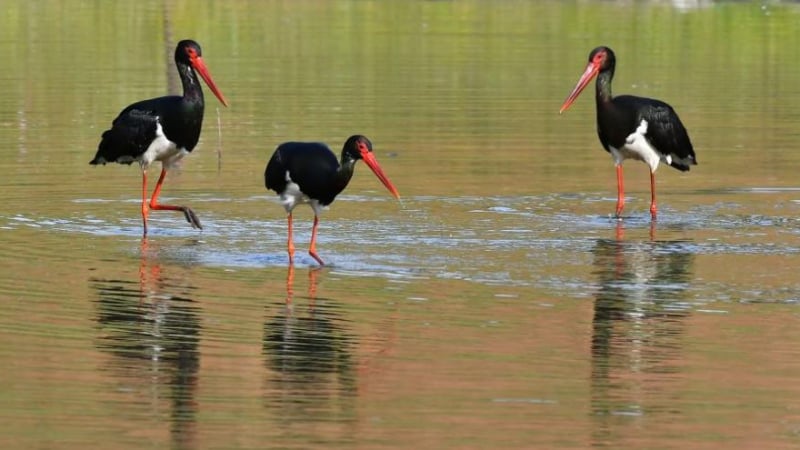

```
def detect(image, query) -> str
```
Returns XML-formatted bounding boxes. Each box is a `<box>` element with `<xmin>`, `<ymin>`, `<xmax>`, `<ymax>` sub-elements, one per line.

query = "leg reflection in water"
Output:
<box><xmin>92</xmin><ymin>238</ymin><xmax>202</xmax><ymax>449</ymax></box>
<box><xmin>284</xmin><ymin>263</ymin><xmax>321</xmax><ymax>307</ymax></box>
<box><xmin>263</xmin><ymin>265</ymin><xmax>357</xmax><ymax>430</ymax></box>
<box><xmin>590</xmin><ymin>222</ymin><xmax>694</xmax><ymax>447</ymax></box>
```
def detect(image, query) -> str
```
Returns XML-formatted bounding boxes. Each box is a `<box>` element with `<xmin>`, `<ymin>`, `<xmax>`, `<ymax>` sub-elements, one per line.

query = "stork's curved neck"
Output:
<box><xmin>178</xmin><ymin>62</ymin><xmax>204</xmax><ymax>104</ymax></box>
<box><xmin>331</xmin><ymin>155</ymin><xmax>356</xmax><ymax>196</ymax></box>
<box><xmin>595</xmin><ymin>69</ymin><xmax>614</xmax><ymax>105</ymax></box>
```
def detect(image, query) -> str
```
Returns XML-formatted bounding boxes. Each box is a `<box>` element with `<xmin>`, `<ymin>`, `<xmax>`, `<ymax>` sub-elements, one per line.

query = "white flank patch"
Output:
<box><xmin>609</xmin><ymin>119</ymin><xmax>662</xmax><ymax>173</ymax></box>
<box><xmin>280</xmin><ymin>172</ymin><xmax>324</xmax><ymax>216</ymax></box>
<box><xmin>139</xmin><ymin>120</ymin><xmax>187</xmax><ymax>170</ymax></box>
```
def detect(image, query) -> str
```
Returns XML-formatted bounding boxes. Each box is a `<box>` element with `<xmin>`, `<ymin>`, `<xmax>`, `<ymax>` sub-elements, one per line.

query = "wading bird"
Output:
<box><xmin>90</xmin><ymin>39</ymin><xmax>228</xmax><ymax>235</ymax></box>
<box><xmin>265</xmin><ymin>135</ymin><xmax>400</xmax><ymax>265</ymax></box>
<box><xmin>559</xmin><ymin>46</ymin><xmax>697</xmax><ymax>219</ymax></box>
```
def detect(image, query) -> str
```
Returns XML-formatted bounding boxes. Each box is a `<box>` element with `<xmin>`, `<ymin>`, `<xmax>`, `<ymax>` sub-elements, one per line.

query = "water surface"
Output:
<box><xmin>1</xmin><ymin>1</ymin><xmax>800</xmax><ymax>448</ymax></box>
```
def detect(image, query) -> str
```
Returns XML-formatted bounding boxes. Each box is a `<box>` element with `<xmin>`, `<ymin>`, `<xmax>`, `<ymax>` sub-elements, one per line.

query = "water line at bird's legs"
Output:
<box><xmin>141</xmin><ymin>168</ymin><xmax>149</xmax><ymax>236</ymax></box>
<box><xmin>615</xmin><ymin>164</ymin><xmax>625</xmax><ymax>217</ymax></box>
<box><xmin>147</xmin><ymin>167</ymin><xmax>202</xmax><ymax>229</ymax></box>
<box><xmin>650</xmin><ymin>171</ymin><xmax>658</xmax><ymax>220</ymax></box>
<box><xmin>287</xmin><ymin>212</ymin><xmax>295</xmax><ymax>264</ymax></box>
<box><xmin>308</xmin><ymin>215</ymin><xmax>325</xmax><ymax>266</ymax></box>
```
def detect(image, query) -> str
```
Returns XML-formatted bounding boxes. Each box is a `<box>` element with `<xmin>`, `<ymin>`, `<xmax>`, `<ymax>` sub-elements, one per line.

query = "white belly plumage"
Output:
<box><xmin>279</xmin><ymin>172</ymin><xmax>324</xmax><ymax>216</ymax></box>
<box><xmin>608</xmin><ymin>119</ymin><xmax>668</xmax><ymax>173</ymax></box>
<box><xmin>139</xmin><ymin>121</ymin><xmax>188</xmax><ymax>170</ymax></box>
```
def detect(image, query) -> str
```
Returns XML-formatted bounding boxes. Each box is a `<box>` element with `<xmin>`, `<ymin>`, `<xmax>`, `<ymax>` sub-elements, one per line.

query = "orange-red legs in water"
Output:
<box><xmin>614</xmin><ymin>165</ymin><xmax>659</xmax><ymax>220</ymax></box>
<box><xmin>140</xmin><ymin>168</ymin><xmax>202</xmax><ymax>236</ymax></box>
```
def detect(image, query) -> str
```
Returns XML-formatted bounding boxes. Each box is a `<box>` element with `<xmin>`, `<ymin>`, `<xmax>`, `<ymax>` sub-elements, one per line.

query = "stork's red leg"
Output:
<box><xmin>615</xmin><ymin>165</ymin><xmax>625</xmax><ymax>218</ymax></box>
<box><xmin>141</xmin><ymin>168</ymin><xmax>149</xmax><ymax>236</ymax></box>
<box><xmin>287</xmin><ymin>212</ymin><xmax>296</xmax><ymax>264</ymax></box>
<box><xmin>308</xmin><ymin>215</ymin><xmax>325</xmax><ymax>266</ymax></box>
<box><xmin>148</xmin><ymin>168</ymin><xmax>202</xmax><ymax>229</ymax></box>
<box><xmin>649</xmin><ymin>171</ymin><xmax>658</xmax><ymax>220</ymax></box>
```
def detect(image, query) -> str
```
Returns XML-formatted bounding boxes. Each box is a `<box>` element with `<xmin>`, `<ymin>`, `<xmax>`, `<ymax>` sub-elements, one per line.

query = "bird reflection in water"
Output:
<box><xmin>91</xmin><ymin>239</ymin><xmax>201</xmax><ymax>450</ymax></box>
<box><xmin>263</xmin><ymin>265</ymin><xmax>357</xmax><ymax>428</ymax></box>
<box><xmin>591</xmin><ymin>221</ymin><xmax>694</xmax><ymax>444</ymax></box>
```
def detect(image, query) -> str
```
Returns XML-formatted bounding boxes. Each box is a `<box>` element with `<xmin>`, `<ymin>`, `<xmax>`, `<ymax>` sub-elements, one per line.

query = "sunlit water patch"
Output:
<box><xmin>5</xmin><ymin>192</ymin><xmax>799</xmax><ymax>307</ymax></box>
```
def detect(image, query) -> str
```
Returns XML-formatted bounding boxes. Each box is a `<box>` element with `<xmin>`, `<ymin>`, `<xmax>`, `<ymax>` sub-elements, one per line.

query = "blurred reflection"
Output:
<box><xmin>90</xmin><ymin>239</ymin><xmax>201</xmax><ymax>450</ymax></box>
<box><xmin>263</xmin><ymin>266</ymin><xmax>357</xmax><ymax>427</ymax></box>
<box><xmin>590</xmin><ymin>222</ymin><xmax>694</xmax><ymax>446</ymax></box>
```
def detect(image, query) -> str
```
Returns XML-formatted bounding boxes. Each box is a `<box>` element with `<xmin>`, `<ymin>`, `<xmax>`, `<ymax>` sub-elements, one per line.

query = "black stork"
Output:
<box><xmin>89</xmin><ymin>39</ymin><xmax>228</xmax><ymax>235</ymax></box>
<box><xmin>264</xmin><ymin>135</ymin><xmax>400</xmax><ymax>266</ymax></box>
<box><xmin>559</xmin><ymin>46</ymin><xmax>697</xmax><ymax>220</ymax></box>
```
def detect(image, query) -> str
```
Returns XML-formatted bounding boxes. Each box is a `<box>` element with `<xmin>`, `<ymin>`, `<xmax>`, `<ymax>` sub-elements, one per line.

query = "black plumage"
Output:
<box><xmin>89</xmin><ymin>40</ymin><xmax>227</xmax><ymax>235</ymax></box>
<box><xmin>560</xmin><ymin>46</ymin><xmax>697</xmax><ymax>219</ymax></box>
<box><xmin>265</xmin><ymin>139</ymin><xmax>363</xmax><ymax>208</ymax></box>
<box><xmin>264</xmin><ymin>135</ymin><xmax>400</xmax><ymax>266</ymax></box>
<box><xmin>91</xmin><ymin>109</ymin><xmax>160</xmax><ymax>165</ymax></box>
<box><xmin>596</xmin><ymin>97</ymin><xmax>696</xmax><ymax>173</ymax></box>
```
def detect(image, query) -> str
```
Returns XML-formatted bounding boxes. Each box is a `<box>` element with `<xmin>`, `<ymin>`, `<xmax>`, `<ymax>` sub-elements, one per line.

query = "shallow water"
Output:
<box><xmin>2</xmin><ymin>1</ymin><xmax>800</xmax><ymax>448</ymax></box>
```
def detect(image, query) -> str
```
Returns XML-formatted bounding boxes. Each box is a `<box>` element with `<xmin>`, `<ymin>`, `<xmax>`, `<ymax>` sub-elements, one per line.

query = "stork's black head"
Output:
<box><xmin>342</xmin><ymin>135</ymin><xmax>373</xmax><ymax>162</ymax></box>
<box><xmin>175</xmin><ymin>40</ymin><xmax>203</xmax><ymax>65</ymax></box>
<box><xmin>341</xmin><ymin>135</ymin><xmax>400</xmax><ymax>200</ymax></box>
<box><xmin>174</xmin><ymin>39</ymin><xmax>228</xmax><ymax>107</ymax></box>
<box><xmin>559</xmin><ymin>45</ymin><xmax>616</xmax><ymax>113</ymax></box>
<box><xmin>588</xmin><ymin>46</ymin><xmax>616</xmax><ymax>74</ymax></box>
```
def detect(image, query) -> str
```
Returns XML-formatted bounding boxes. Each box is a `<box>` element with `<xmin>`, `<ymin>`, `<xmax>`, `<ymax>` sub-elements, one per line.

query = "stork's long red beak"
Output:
<box><xmin>191</xmin><ymin>55</ymin><xmax>229</xmax><ymax>107</ymax></box>
<box><xmin>360</xmin><ymin>150</ymin><xmax>400</xmax><ymax>200</ymax></box>
<box><xmin>559</xmin><ymin>61</ymin><xmax>600</xmax><ymax>114</ymax></box>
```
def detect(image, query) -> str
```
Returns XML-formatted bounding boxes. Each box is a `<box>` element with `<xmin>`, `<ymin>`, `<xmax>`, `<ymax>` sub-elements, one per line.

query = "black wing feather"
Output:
<box><xmin>265</xmin><ymin>142</ymin><xmax>342</xmax><ymax>206</ymax></box>
<box><xmin>90</xmin><ymin>95</ymin><xmax>199</xmax><ymax>166</ymax></box>
<box><xmin>614</xmin><ymin>95</ymin><xmax>697</xmax><ymax>171</ymax></box>
<box><xmin>90</xmin><ymin>107</ymin><xmax>159</xmax><ymax>165</ymax></box>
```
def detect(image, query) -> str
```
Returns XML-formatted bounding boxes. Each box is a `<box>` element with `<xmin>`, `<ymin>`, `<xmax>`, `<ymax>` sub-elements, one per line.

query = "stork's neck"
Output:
<box><xmin>331</xmin><ymin>156</ymin><xmax>356</xmax><ymax>197</ymax></box>
<box><xmin>178</xmin><ymin>62</ymin><xmax>205</xmax><ymax>105</ymax></box>
<box><xmin>595</xmin><ymin>69</ymin><xmax>613</xmax><ymax>105</ymax></box>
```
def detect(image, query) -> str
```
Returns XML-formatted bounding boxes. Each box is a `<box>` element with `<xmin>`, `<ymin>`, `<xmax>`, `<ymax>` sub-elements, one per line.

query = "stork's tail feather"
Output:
<box><xmin>669</xmin><ymin>153</ymin><xmax>697</xmax><ymax>172</ymax></box>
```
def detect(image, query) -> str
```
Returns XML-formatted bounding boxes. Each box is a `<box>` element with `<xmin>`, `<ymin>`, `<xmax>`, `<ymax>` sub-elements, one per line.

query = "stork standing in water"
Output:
<box><xmin>265</xmin><ymin>135</ymin><xmax>400</xmax><ymax>266</ymax></box>
<box><xmin>90</xmin><ymin>40</ymin><xmax>228</xmax><ymax>235</ymax></box>
<box><xmin>560</xmin><ymin>46</ymin><xmax>697</xmax><ymax>219</ymax></box>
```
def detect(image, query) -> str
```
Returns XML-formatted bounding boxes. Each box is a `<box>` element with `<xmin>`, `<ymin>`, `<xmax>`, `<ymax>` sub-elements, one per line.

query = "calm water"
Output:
<box><xmin>2</xmin><ymin>0</ymin><xmax>800</xmax><ymax>448</ymax></box>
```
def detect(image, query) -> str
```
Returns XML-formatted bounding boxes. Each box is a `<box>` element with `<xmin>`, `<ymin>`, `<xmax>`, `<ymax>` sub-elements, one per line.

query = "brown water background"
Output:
<box><xmin>1</xmin><ymin>1</ymin><xmax>800</xmax><ymax>448</ymax></box>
